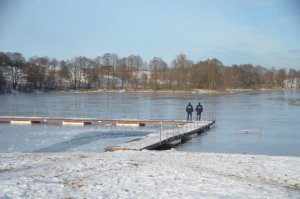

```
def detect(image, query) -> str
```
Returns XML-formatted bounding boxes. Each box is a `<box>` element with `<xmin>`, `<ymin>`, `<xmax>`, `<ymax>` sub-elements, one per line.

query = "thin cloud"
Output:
<box><xmin>288</xmin><ymin>49</ymin><xmax>300</xmax><ymax>54</ymax></box>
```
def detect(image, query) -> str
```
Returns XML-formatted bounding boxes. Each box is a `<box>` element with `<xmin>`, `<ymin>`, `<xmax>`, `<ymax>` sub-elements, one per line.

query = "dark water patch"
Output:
<box><xmin>288</xmin><ymin>99</ymin><xmax>300</xmax><ymax>106</ymax></box>
<box><xmin>266</xmin><ymin>97</ymin><xmax>300</xmax><ymax>106</ymax></box>
<box><xmin>266</xmin><ymin>97</ymin><xmax>287</xmax><ymax>102</ymax></box>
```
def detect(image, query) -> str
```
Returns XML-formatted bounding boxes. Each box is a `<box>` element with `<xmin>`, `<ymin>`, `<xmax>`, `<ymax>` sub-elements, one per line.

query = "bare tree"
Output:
<box><xmin>26</xmin><ymin>56</ymin><xmax>51</xmax><ymax>89</ymax></box>
<box><xmin>1</xmin><ymin>50</ymin><xmax>300</xmax><ymax>92</ymax></box>
<box><xmin>149</xmin><ymin>57</ymin><xmax>168</xmax><ymax>90</ymax></box>
<box><xmin>126</xmin><ymin>55</ymin><xmax>145</xmax><ymax>90</ymax></box>
<box><xmin>85</xmin><ymin>60</ymin><xmax>98</xmax><ymax>89</ymax></box>
<box><xmin>69</xmin><ymin>57</ymin><xmax>82</xmax><ymax>89</ymax></box>
<box><xmin>110</xmin><ymin>53</ymin><xmax>119</xmax><ymax>89</ymax></box>
<box><xmin>58</xmin><ymin>60</ymin><xmax>70</xmax><ymax>88</ymax></box>
<box><xmin>76</xmin><ymin>56</ymin><xmax>93</xmax><ymax>88</ymax></box>
<box><xmin>101</xmin><ymin>53</ymin><xmax>119</xmax><ymax>89</ymax></box>
<box><xmin>67</xmin><ymin>56</ymin><xmax>94</xmax><ymax>89</ymax></box>
<box><xmin>190</xmin><ymin>58</ymin><xmax>223</xmax><ymax>90</ymax></box>
<box><xmin>275</xmin><ymin>68</ymin><xmax>287</xmax><ymax>88</ymax></box>
<box><xmin>45</xmin><ymin>59</ymin><xmax>59</xmax><ymax>90</ymax></box>
<box><xmin>0</xmin><ymin>52</ymin><xmax>9</xmax><ymax>91</ymax></box>
<box><xmin>6</xmin><ymin>52</ymin><xmax>26</xmax><ymax>90</ymax></box>
<box><xmin>92</xmin><ymin>56</ymin><xmax>104</xmax><ymax>89</ymax></box>
<box><xmin>288</xmin><ymin>69</ymin><xmax>298</xmax><ymax>79</ymax></box>
<box><xmin>205</xmin><ymin>59</ymin><xmax>224</xmax><ymax>90</ymax></box>
<box><xmin>171</xmin><ymin>54</ymin><xmax>192</xmax><ymax>90</ymax></box>
<box><xmin>223</xmin><ymin>67</ymin><xmax>235</xmax><ymax>89</ymax></box>
<box><xmin>262</xmin><ymin>67</ymin><xmax>276</xmax><ymax>88</ymax></box>
<box><xmin>167</xmin><ymin>67</ymin><xmax>178</xmax><ymax>90</ymax></box>
<box><xmin>116</xmin><ymin>57</ymin><xmax>130</xmax><ymax>89</ymax></box>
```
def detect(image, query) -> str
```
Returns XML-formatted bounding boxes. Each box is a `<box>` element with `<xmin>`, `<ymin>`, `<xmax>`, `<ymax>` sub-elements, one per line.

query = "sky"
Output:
<box><xmin>0</xmin><ymin>0</ymin><xmax>300</xmax><ymax>69</ymax></box>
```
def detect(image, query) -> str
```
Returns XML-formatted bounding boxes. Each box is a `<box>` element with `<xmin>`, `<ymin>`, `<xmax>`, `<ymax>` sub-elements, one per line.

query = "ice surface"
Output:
<box><xmin>1</xmin><ymin>91</ymin><xmax>300</xmax><ymax>156</ymax></box>
<box><xmin>0</xmin><ymin>123</ymin><xmax>154</xmax><ymax>152</ymax></box>
<box><xmin>0</xmin><ymin>151</ymin><xmax>299</xmax><ymax>198</ymax></box>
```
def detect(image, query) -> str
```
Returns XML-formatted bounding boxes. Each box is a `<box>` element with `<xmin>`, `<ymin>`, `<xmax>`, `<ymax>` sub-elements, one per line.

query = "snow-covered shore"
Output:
<box><xmin>0</xmin><ymin>151</ymin><xmax>299</xmax><ymax>199</ymax></box>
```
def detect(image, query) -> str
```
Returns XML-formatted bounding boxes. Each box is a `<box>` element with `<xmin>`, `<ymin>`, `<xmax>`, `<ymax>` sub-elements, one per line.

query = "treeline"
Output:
<box><xmin>0</xmin><ymin>51</ymin><xmax>299</xmax><ymax>93</ymax></box>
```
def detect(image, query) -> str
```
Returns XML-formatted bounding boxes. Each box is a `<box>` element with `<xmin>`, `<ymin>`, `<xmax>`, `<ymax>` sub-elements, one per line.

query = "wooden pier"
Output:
<box><xmin>0</xmin><ymin>116</ymin><xmax>215</xmax><ymax>151</ymax></box>
<box><xmin>105</xmin><ymin>120</ymin><xmax>215</xmax><ymax>152</ymax></box>
<box><xmin>0</xmin><ymin>117</ymin><xmax>190</xmax><ymax>126</ymax></box>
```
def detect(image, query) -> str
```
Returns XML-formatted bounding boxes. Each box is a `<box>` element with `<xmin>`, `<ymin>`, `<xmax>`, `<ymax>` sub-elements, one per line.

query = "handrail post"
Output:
<box><xmin>160</xmin><ymin>121</ymin><xmax>162</xmax><ymax>144</ymax></box>
<box><xmin>172</xmin><ymin>125</ymin><xmax>174</xmax><ymax>137</ymax></box>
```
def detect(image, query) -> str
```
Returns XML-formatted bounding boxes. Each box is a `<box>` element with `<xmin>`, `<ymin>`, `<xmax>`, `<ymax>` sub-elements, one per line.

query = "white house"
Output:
<box><xmin>284</xmin><ymin>78</ymin><xmax>300</xmax><ymax>89</ymax></box>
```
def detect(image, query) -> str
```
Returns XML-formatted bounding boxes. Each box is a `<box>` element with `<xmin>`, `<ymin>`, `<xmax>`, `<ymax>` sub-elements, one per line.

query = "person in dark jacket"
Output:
<box><xmin>186</xmin><ymin>102</ymin><xmax>194</xmax><ymax>121</ymax></box>
<box><xmin>195</xmin><ymin>102</ymin><xmax>203</xmax><ymax>121</ymax></box>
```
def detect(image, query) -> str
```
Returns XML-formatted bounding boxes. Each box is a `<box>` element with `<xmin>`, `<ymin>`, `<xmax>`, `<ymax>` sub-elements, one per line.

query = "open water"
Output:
<box><xmin>0</xmin><ymin>91</ymin><xmax>299</xmax><ymax>156</ymax></box>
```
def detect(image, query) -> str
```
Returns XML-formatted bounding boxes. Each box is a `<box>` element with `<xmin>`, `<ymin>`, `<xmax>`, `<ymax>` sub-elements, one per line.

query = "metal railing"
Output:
<box><xmin>159</xmin><ymin>119</ymin><xmax>213</xmax><ymax>143</ymax></box>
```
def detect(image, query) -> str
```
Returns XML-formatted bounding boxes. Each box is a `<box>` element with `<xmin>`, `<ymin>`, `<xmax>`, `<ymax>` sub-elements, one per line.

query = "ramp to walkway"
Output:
<box><xmin>105</xmin><ymin>120</ymin><xmax>215</xmax><ymax>151</ymax></box>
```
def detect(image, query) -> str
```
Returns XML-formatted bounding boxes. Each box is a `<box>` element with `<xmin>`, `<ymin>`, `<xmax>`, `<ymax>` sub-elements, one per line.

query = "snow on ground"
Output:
<box><xmin>0</xmin><ymin>151</ymin><xmax>299</xmax><ymax>199</ymax></box>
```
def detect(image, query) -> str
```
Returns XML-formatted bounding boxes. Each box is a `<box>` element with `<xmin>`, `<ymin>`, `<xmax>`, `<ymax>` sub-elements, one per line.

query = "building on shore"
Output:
<box><xmin>284</xmin><ymin>78</ymin><xmax>300</xmax><ymax>89</ymax></box>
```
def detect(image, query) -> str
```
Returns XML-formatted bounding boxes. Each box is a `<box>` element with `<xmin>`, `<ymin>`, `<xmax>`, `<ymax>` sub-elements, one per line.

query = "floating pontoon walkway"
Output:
<box><xmin>0</xmin><ymin>117</ymin><xmax>191</xmax><ymax>126</ymax></box>
<box><xmin>105</xmin><ymin>120</ymin><xmax>215</xmax><ymax>152</ymax></box>
<box><xmin>0</xmin><ymin>116</ymin><xmax>215</xmax><ymax>151</ymax></box>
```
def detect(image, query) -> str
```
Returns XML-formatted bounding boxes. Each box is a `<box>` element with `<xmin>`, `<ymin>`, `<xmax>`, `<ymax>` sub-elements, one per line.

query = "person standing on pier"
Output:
<box><xmin>195</xmin><ymin>102</ymin><xmax>203</xmax><ymax>121</ymax></box>
<box><xmin>186</xmin><ymin>102</ymin><xmax>194</xmax><ymax>121</ymax></box>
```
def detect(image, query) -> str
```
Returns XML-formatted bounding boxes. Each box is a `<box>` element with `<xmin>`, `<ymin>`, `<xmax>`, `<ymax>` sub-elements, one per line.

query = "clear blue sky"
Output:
<box><xmin>0</xmin><ymin>0</ymin><xmax>300</xmax><ymax>69</ymax></box>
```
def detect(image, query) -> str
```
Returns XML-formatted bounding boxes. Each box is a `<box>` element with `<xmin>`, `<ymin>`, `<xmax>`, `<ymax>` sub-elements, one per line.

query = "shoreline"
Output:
<box><xmin>55</xmin><ymin>87</ymin><xmax>289</xmax><ymax>94</ymax></box>
<box><xmin>0</xmin><ymin>150</ymin><xmax>299</xmax><ymax>198</ymax></box>
<box><xmin>2</xmin><ymin>87</ymin><xmax>293</xmax><ymax>95</ymax></box>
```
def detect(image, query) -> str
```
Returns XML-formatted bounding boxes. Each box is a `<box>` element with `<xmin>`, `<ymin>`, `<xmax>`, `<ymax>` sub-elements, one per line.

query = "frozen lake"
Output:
<box><xmin>0</xmin><ymin>91</ymin><xmax>299</xmax><ymax>156</ymax></box>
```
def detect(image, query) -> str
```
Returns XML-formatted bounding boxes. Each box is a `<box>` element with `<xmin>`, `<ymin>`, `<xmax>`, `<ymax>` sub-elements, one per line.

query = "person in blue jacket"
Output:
<box><xmin>195</xmin><ymin>102</ymin><xmax>203</xmax><ymax>121</ymax></box>
<box><xmin>186</xmin><ymin>102</ymin><xmax>194</xmax><ymax>121</ymax></box>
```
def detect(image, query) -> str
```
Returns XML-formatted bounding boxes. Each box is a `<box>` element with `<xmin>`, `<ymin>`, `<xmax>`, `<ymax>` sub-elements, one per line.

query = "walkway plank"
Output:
<box><xmin>105</xmin><ymin>120</ymin><xmax>215</xmax><ymax>151</ymax></box>
<box><xmin>0</xmin><ymin>117</ymin><xmax>190</xmax><ymax>125</ymax></box>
